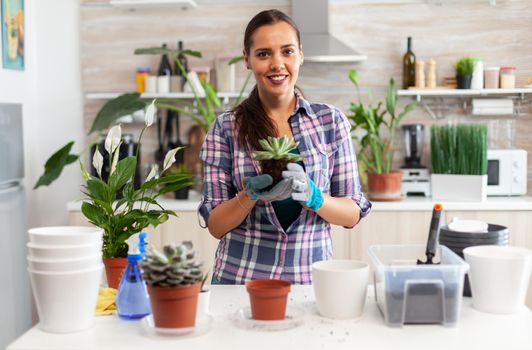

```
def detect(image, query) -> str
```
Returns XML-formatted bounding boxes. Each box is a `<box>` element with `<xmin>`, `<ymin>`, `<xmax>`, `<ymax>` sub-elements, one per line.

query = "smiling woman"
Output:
<box><xmin>197</xmin><ymin>9</ymin><xmax>372</xmax><ymax>285</ymax></box>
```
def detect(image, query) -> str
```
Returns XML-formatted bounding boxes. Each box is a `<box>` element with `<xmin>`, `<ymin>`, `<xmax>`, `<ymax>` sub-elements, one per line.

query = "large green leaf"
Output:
<box><xmin>34</xmin><ymin>142</ymin><xmax>78</xmax><ymax>189</ymax></box>
<box><xmin>89</xmin><ymin>93</ymin><xmax>145</xmax><ymax>134</ymax></box>
<box><xmin>109</xmin><ymin>157</ymin><xmax>137</xmax><ymax>192</ymax></box>
<box><xmin>86</xmin><ymin>178</ymin><xmax>109</xmax><ymax>202</ymax></box>
<box><xmin>228</xmin><ymin>55</ymin><xmax>244</xmax><ymax>65</ymax></box>
<box><xmin>81</xmin><ymin>202</ymin><xmax>107</xmax><ymax>227</ymax></box>
<box><xmin>159</xmin><ymin>179</ymin><xmax>194</xmax><ymax>195</ymax></box>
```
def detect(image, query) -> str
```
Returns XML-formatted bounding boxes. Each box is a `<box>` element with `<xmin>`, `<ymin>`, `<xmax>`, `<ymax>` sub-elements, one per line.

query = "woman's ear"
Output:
<box><xmin>243</xmin><ymin>49</ymin><xmax>251</xmax><ymax>70</ymax></box>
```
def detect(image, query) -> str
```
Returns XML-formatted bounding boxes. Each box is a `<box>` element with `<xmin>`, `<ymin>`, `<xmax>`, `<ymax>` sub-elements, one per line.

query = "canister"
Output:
<box><xmin>484</xmin><ymin>67</ymin><xmax>499</xmax><ymax>89</ymax></box>
<box><xmin>499</xmin><ymin>66</ymin><xmax>516</xmax><ymax>89</ymax></box>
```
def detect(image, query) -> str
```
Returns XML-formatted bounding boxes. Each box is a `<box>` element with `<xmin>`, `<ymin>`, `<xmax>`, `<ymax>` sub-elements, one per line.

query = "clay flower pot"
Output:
<box><xmin>147</xmin><ymin>282</ymin><xmax>201</xmax><ymax>328</ymax></box>
<box><xmin>246</xmin><ymin>279</ymin><xmax>291</xmax><ymax>320</ymax></box>
<box><xmin>367</xmin><ymin>171</ymin><xmax>403</xmax><ymax>201</ymax></box>
<box><xmin>103</xmin><ymin>257</ymin><xmax>128</xmax><ymax>289</ymax></box>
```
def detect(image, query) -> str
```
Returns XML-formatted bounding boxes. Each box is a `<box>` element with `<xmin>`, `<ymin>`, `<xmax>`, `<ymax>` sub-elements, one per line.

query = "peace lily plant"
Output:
<box><xmin>35</xmin><ymin>100</ymin><xmax>192</xmax><ymax>259</ymax></box>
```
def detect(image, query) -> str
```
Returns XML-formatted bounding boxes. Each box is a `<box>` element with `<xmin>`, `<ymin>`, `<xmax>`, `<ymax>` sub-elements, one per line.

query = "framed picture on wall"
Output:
<box><xmin>1</xmin><ymin>0</ymin><xmax>24</xmax><ymax>70</ymax></box>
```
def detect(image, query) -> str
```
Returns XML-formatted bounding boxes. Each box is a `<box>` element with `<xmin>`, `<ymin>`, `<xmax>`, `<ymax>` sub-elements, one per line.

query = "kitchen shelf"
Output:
<box><xmin>109</xmin><ymin>0</ymin><xmax>196</xmax><ymax>9</ymax></box>
<box><xmin>85</xmin><ymin>91</ymin><xmax>244</xmax><ymax>100</ymax></box>
<box><xmin>397</xmin><ymin>88</ymin><xmax>532</xmax><ymax>119</ymax></box>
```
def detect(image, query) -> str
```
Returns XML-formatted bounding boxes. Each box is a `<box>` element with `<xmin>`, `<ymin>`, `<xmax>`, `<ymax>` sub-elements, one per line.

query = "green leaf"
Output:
<box><xmin>385</xmin><ymin>78</ymin><xmax>397</xmax><ymax>119</ymax></box>
<box><xmin>86</xmin><ymin>178</ymin><xmax>109</xmax><ymax>202</ymax></box>
<box><xmin>348</xmin><ymin>69</ymin><xmax>359</xmax><ymax>86</ymax></box>
<box><xmin>204</xmin><ymin>81</ymin><xmax>221</xmax><ymax>108</ymax></box>
<box><xmin>228</xmin><ymin>56</ymin><xmax>244</xmax><ymax>65</ymax></box>
<box><xmin>81</xmin><ymin>202</ymin><xmax>107</xmax><ymax>226</ymax></box>
<box><xmin>109</xmin><ymin>157</ymin><xmax>137</xmax><ymax>192</ymax></box>
<box><xmin>34</xmin><ymin>142</ymin><xmax>78</xmax><ymax>189</ymax></box>
<box><xmin>89</xmin><ymin>93</ymin><xmax>145</xmax><ymax>134</ymax></box>
<box><xmin>159</xmin><ymin>179</ymin><xmax>194</xmax><ymax>195</ymax></box>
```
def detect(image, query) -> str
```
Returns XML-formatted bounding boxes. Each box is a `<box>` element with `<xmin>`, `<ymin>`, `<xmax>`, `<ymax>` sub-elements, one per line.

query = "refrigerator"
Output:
<box><xmin>0</xmin><ymin>103</ymin><xmax>32</xmax><ymax>348</ymax></box>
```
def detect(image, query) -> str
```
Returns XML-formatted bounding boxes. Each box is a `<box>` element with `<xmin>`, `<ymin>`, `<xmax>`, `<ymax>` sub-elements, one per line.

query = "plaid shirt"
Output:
<box><xmin>198</xmin><ymin>94</ymin><xmax>371</xmax><ymax>284</ymax></box>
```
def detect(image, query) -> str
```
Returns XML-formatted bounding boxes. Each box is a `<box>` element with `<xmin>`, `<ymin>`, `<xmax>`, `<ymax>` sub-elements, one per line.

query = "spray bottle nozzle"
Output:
<box><xmin>125</xmin><ymin>232</ymin><xmax>148</xmax><ymax>260</ymax></box>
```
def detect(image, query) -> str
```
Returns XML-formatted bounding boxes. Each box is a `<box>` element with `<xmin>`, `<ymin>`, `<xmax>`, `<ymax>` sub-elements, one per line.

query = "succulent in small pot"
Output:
<box><xmin>254</xmin><ymin>136</ymin><xmax>303</xmax><ymax>188</ymax></box>
<box><xmin>140</xmin><ymin>241</ymin><xmax>203</xmax><ymax>328</ymax></box>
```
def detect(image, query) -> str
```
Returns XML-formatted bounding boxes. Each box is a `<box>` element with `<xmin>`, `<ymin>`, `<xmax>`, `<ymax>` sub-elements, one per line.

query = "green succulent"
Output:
<box><xmin>140</xmin><ymin>241</ymin><xmax>203</xmax><ymax>287</ymax></box>
<box><xmin>254</xmin><ymin>136</ymin><xmax>303</xmax><ymax>162</ymax></box>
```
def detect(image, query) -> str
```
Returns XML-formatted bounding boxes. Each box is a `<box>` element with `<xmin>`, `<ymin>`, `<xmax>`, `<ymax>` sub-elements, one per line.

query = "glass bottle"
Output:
<box><xmin>403</xmin><ymin>37</ymin><xmax>416</xmax><ymax>89</ymax></box>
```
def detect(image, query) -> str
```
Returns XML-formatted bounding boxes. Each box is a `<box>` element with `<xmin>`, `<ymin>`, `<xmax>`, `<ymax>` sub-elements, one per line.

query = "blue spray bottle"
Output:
<box><xmin>116</xmin><ymin>232</ymin><xmax>151</xmax><ymax>319</ymax></box>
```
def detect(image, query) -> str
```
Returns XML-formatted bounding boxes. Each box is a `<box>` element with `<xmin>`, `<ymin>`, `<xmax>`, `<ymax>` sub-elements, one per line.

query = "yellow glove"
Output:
<box><xmin>95</xmin><ymin>288</ymin><xmax>117</xmax><ymax>316</ymax></box>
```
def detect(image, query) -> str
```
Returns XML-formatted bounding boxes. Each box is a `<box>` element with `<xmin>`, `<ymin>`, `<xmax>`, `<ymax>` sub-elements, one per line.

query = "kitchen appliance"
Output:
<box><xmin>487</xmin><ymin>149</ymin><xmax>527</xmax><ymax>196</ymax></box>
<box><xmin>0</xmin><ymin>104</ymin><xmax>32</xmax><ymax>348</ymax></box>
<box><xmin>400</xmin><ymin>124</ymin><xmax>431</xmax><ymax>196</ymax></box>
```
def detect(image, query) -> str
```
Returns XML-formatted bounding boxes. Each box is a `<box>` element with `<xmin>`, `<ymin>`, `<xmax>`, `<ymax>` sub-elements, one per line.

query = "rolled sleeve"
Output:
<box><xmin>329</xmin><ymin>108</ymin><xmax>372</xmax><ymax>224</ymax></box>
<box><xmin>197</xmin><ymin>114</ymin><xmax>236</xmax><ymax>228</ymax></box>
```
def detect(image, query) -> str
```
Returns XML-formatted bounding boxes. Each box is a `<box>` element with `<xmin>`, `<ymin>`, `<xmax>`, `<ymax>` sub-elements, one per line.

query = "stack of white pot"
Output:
<box><xmin>27</xmin><ymin>226</ymin><xmax>103</xmax><ymax>333</ymax></box>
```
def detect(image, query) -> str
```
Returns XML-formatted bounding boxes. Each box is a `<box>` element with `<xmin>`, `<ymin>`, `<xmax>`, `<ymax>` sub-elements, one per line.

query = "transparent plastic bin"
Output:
<box><xmin>368</xmin><ymin>245</ymin><xmax>469</xmax><ymax>327</ymax></box>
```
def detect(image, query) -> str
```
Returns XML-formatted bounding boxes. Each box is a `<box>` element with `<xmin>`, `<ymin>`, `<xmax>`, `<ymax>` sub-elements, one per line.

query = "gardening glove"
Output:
<box><xmin>282</xmin><ymin>163</ymin><xmax>323</xmax><ymax>211</ymax></box>
<box><xmin>243</xmin><ymin>175</ymin><xmax>294</xmax><ymax>202</ymax></box>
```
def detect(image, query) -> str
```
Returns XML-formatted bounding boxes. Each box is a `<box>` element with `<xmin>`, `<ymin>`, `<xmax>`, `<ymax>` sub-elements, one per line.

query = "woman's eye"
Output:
<box><xmin>257</xmin><ymin>52</ymin><xmax>269</xmax><ymax>58</ymax></box>
<box><xmin>283</xmin><ymin>49</ymin><xmax>294</xmax><ymax>56</ymax></box>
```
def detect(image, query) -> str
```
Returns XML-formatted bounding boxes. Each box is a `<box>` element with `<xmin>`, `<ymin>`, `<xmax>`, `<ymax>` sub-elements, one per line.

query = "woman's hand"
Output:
<box><xmin>282</xmin><ymin>163</ymin><xmax>323</xmax><ymax>210</ymax></box>
<box><xmin>243</xmin><ymin>175</ymin><xmax>294</xmax><ymax>202</ymax></box>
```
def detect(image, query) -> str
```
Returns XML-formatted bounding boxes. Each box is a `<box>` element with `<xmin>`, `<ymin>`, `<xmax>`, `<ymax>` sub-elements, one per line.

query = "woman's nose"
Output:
<box><xmin>269</xmin><ymin>53</ymin><xmax>285</xmax><ymax>71</ymax></box>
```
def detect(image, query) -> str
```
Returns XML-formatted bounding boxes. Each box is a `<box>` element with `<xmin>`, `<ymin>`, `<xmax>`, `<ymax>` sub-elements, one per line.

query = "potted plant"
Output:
<box><xmin>140</xmin><ymin>241</ymin><xmax>204</xmax><ymax>328</ymax></box>
<box><xmin>347</xmin><ymin>69</ymin><xmax>417</xmax><ymax>201</ymax></box>
<box><xmin>431</xmin><ymin>123</ymin><xmax>488</xmax><ymax>201</ymax></box>
<box><xmin>246</xmin><ymin>279</ymin><xmax>291</xmax><ymax>320</ymax></box>
<box><xmin>455</xmin><ymin>57</ymin><xmax>476</xmax><ymax>89</ymax></box>
<box><xmin>35</xmin><ymin>102</ymin><xmax>193</xmax><ymax>288</ymax></box>
<box><xmin>254</xmin><ymin>136</ymin><xmax>303</xmax><ymax>189</ymax></box>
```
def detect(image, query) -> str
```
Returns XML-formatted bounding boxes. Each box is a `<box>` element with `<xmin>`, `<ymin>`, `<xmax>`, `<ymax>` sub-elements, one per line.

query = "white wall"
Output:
<box><xmin>0</xmin><ymin>0</ymin><xmax>84</xmax><ymax>229</ymax></box>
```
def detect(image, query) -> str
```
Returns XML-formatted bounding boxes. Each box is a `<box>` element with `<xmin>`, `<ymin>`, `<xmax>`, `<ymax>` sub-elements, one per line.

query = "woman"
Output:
<box><xmin>198</xmin><ymin>9</ymin><xmax>371</xmax><ymax>284</ymax></box>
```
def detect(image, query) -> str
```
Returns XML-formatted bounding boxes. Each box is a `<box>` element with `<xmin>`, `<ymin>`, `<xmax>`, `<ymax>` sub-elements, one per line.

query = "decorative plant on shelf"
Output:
<box><xmin>35</xmin><ymin>101</ymin><xmax>193</xmax><ymax>288</ymax></box>
<box><xmin>254</xmin><ymin>136</ymin><xmax>303</xmax><ymax>185</ymax></box>
<box><xmin>140</xmin><ymin>241</ymin><xmax>204</xmax><ymax>328</ymax></box>
<box><xmin>454</xmin><ymin>57</ymin><xmax>476</xmax><ymax>89</ymax></box>
<box><xmin>347</xmin><ymin>69</ymin><xmax>417</xmax><ymax>201</ymax></box>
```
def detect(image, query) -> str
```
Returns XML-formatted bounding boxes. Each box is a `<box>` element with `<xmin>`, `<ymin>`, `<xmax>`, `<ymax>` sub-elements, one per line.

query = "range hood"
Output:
<box><xmin>291</xmin><ymin>0</ymin><xmax>366</xmax><ymax>63</ymax></box>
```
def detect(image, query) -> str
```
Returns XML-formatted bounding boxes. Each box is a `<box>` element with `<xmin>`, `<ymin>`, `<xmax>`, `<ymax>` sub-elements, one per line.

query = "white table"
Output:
<box><xmin>8</xmin><ymin>285</ymin><xmax>532</xmax><ymax>350</ymax></box>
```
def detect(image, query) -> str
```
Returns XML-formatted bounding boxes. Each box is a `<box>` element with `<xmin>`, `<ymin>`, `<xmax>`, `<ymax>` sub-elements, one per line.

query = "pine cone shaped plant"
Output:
<box><xmin>254</xmin><ymin>136</ymin><xmax>303</xmax><ymax>185</ymax></box>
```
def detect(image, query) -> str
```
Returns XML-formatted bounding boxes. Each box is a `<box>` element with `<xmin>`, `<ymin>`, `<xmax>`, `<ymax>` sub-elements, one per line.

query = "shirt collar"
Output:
<box><xmin>291</xmin><ymin>91</ymin><xmax>315</xmax><ymax>119</ymax></box>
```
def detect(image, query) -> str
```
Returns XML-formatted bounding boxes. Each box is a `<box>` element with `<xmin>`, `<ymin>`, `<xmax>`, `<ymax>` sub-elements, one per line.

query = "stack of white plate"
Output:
<box><xmin>27</xmin><ymin>226</ymin><xmax>103</xmax><ymax>333</ymax></box>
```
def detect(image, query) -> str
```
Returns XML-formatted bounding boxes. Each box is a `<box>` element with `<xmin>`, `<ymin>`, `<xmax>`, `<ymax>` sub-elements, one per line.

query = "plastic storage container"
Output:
<box><xmin>499</xmin><ymin>66</ymin><xmax>516</xmax><ymax>89</ymax></box>
<box><xmin>368</xmin><ymin>245</ymin><xmax>469</xmax><ymax>327</ymax></box>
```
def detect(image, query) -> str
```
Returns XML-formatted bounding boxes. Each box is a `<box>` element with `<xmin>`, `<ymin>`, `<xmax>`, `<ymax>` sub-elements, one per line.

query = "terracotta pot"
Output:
<box><xmin>103</xmin><ymin>258</ymin><xmax>128</xmax><ymax>289</ymax></box>
<box><xmin>148</xmin><ymin>282</ymin><xmax>201</xmax><ymax>328</ymax></box>
<box><xmin>246</xmin><ymin>279</ymin><xmax>291</xmax><ymax>320</ymax></box>
<box><xmin>367</xmin><ymin>171</ymin><xmax>403</xmax><ymax>201</ymax></box>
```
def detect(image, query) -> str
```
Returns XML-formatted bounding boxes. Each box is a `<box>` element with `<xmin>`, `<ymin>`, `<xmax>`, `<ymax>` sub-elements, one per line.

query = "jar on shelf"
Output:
<box><xmin>499</xmin><ymin>66</ymin><xmax>516</xmax><ymax>89</ymax></box>
<box><xmin>484</xmin><ymin>67</ymin><xmax>499</xmax><ymax>89</ymax></box>
<box><xmin>136</xmin><ymin>66</ymin><xmax>151</xmax><ymax>93</ymax></box>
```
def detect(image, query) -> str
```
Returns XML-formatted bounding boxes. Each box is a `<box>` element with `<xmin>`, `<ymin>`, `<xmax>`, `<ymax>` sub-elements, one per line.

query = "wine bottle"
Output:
<box><xmin>403</xmin><ymin>37</ymin><xmax>416</xmax><ymax>89</ymax></box>
<box><xmin>158</xmin><ymin>43</ymin><xmax>173</xmax><ymax>76</ymax></box>
<box><xmin>174</xmin><ymin>41</ymin><xmax>189</xmax><ymax>76</ymax></box>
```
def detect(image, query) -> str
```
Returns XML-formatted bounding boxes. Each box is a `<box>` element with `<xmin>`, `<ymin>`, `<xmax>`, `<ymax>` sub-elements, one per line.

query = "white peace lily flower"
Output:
<box><xmin>145</xmin><ymin>164</ymin><xmax>157</xmax><ymax>182</ymax></box>
<box><xmin>105</xmin><ymin>125</ymin><xmax>121</xmax><ymax>154</ymax></box>
<box><xmin>92</xmin><ymin>147</ymin><xmax>104</xmax><ymax>178</ymax></box>
<box><xmin>109</xmin><ymin>142</ymin><xmax>121</xmax><ymax>176</ymax></box>
<box><xmin>144</xmin><ymin>100</ymin><xmax>156</xmax><ymax>127</ymax></box>
<box><xmin>162</xmin><ymin>147</ymin><xmax>179</xmax><ymax>173</ymax></box>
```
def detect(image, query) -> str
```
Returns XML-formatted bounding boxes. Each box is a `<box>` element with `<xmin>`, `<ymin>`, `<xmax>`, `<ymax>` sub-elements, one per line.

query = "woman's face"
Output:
<box><xmin>245</xmin><ymin>21</ymin><xmax>303</xmax><ymax>100</ymax></box>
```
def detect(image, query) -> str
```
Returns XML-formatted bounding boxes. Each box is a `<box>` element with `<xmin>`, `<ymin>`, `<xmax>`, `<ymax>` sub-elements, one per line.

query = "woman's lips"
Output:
<box><xmin>267</xmin><ymin>74</ymin><xmax>288</xmax><ymax>85</ymax></box>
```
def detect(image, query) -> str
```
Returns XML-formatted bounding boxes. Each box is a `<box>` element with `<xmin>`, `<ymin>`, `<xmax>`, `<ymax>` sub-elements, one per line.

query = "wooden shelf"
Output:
<box><xmin>85</xmin><ymin>92</ymin><xmax>245</xmax><ymax>100</ymax></box>
<box><xmin>108</xmin><ymin>0</ymin><xmax>197</xmax><ymax>9</ymax></box>
<box><xmin>398</xmin><ymin>88</ymin><xmax>532</xmax><ymax>101</ymax></box>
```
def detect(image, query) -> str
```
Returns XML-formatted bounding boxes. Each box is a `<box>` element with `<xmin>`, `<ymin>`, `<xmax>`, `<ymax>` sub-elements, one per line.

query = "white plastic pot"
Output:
<box><xmin>28</xmin><ymin>226</ymin><xmax>103</xmax><ymax>246</ymax></box>
<box><xmin>28</xmin><ymin>264</ymin><xmax>103</xmax><ymax>333</ymax></box>
<box><xmin>431</xmin><ymin>174</ymin><xmax>487</xmax><ymax>202</ymax></box>
<box><xmin>312</xmin><ymin>260</ymin><xmax>369</xmax><ymax>320</ymax></box>
<box><xmin>27</xmin><ymin>254</ymin><xmax>102</xmax><ymax>272</ymax></box>
<box><xmin>27</xmin><ymin>242</ymin><xmax>102</xmax><ymax>260</ymax></box>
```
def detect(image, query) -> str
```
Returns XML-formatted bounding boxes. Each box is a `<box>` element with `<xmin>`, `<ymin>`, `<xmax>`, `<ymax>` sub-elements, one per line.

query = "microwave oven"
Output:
<box><xmin>487</xmin><ymin>149</ymin><xmax>527</xmax><ymax>196</ymax></box>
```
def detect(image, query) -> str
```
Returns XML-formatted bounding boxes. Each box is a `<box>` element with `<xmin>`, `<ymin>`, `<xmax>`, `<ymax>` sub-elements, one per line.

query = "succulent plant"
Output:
<box><xmin>254</xmin><ymin>136</ymin><xmax>303</xmax><ymax>162</ymax></box>
<box><xmin>140</xmin><ymin>241</ymin><xmax>203</xmax><ymax>287</ymax></box>
<box><xmin>254</xmin><ymin>136</ymin><xmax>303</xmax><ymax>187</ymax></box>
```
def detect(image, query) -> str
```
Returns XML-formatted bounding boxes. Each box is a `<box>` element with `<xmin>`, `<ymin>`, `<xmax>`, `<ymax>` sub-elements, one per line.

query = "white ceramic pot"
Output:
<box><xmin>28</xmin><ymin>264</ymin><xmax>103</xmax><ymax>333</ymax></box>
<box><xmin>312</xmin><ymin>260</ymin><xmax>369</xmax><ymax>320</ymax></box>
<box><xmin>431</xmin><ymin>174</ymin><xmax>487</xmax><ymax>202</ymax></box>
<box><xmin>27</xmin><ymin>242</ymin><xmax>102</xmax><ymax>260</ymax></box>
<box><xmin>27</xmin><ymin>254</ymin><xmax>102</xmax><ymax>272</ymax></box>
<box><xmin>197</xmin><ymin>289</ymin><xmax>211</xmax><ymax>316</ymax></box>
<box><xmin>464</xmin><ymin>245</ymin><xmax>532</xmax><ymax>314</ymax></box>
<box><xmin>28</xmin><ymin>226</ymin><xmax>103</xmax><ymax>246</ymax></box>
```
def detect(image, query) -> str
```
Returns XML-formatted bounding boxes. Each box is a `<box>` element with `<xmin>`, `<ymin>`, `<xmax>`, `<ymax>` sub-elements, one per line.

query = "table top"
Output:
<box><xmin>8</xmin><ymin>285</ymin><xmax>532</xmax><ymax>350</ymax></box>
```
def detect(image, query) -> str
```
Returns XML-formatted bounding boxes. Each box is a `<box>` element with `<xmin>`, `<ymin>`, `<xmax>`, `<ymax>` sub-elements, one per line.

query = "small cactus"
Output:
<box><xmin>140</xmin><ymin>241</ymin><xmax>203</xmax><ymax>287</ymax></box>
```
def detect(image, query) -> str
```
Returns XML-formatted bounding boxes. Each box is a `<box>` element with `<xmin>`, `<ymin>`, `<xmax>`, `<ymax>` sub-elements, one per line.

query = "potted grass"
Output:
<box><xmin>348</xmin><ymin>70</ymin><xmax>417</xmax><ymax>201</ymax></box>
<box><xmin>431</xmin><ymin>123</ymin><xmax>488</xmax><ymax>201</ymax></box>
<box><xmin>140</xmin><ymin>241</ymin><xmax>204</xmax><ymax>328</ymax></box>
<box><xmin>455</xmin><ymin>57</ymin><xmax>476</xmax><ymax>89</ymax></box>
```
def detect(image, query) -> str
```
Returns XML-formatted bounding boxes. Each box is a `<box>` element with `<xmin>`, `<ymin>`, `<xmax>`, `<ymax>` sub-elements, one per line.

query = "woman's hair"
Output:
<box><xmin>233</xmin><ymin>9</ymin><xmax>301</xmax><ymax>152</ymax></box>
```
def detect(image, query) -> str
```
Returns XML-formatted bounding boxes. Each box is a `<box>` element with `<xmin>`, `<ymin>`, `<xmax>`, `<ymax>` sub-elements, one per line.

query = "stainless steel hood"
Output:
<box><xmin>291</xmin><ymin>0</ymin><xmax>366</xmax><ymax>63</ymax></box>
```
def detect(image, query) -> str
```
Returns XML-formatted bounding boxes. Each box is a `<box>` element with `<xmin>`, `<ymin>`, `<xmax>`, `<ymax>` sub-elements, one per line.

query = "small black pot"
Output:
<box><xmin>456</xmin><ymin>74</ymin><xmax>472</xmax><ymax>89</ymax></box>
<box><xmin>174</xmin><ymin>186</ymin><xmax>190</xmax><ymax>200</ymax></box>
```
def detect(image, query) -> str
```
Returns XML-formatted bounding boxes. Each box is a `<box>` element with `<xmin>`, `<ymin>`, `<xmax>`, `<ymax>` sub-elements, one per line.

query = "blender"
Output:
<box><xmin>400</xmin><ymin>124</ymin><xmax>431</xmax><ymax>196</ymax></box>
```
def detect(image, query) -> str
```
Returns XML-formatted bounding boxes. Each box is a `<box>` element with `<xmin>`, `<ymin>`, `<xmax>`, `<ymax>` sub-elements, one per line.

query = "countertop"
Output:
<box><xmin>67</xmin><ymin>193</ymin><xmax>532</xmax><ymax>212</ymax></box>
<box><xmin>7</xmin><ymin>285</ymin><xmax>532</xmax><ymax>350</ymax></box>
